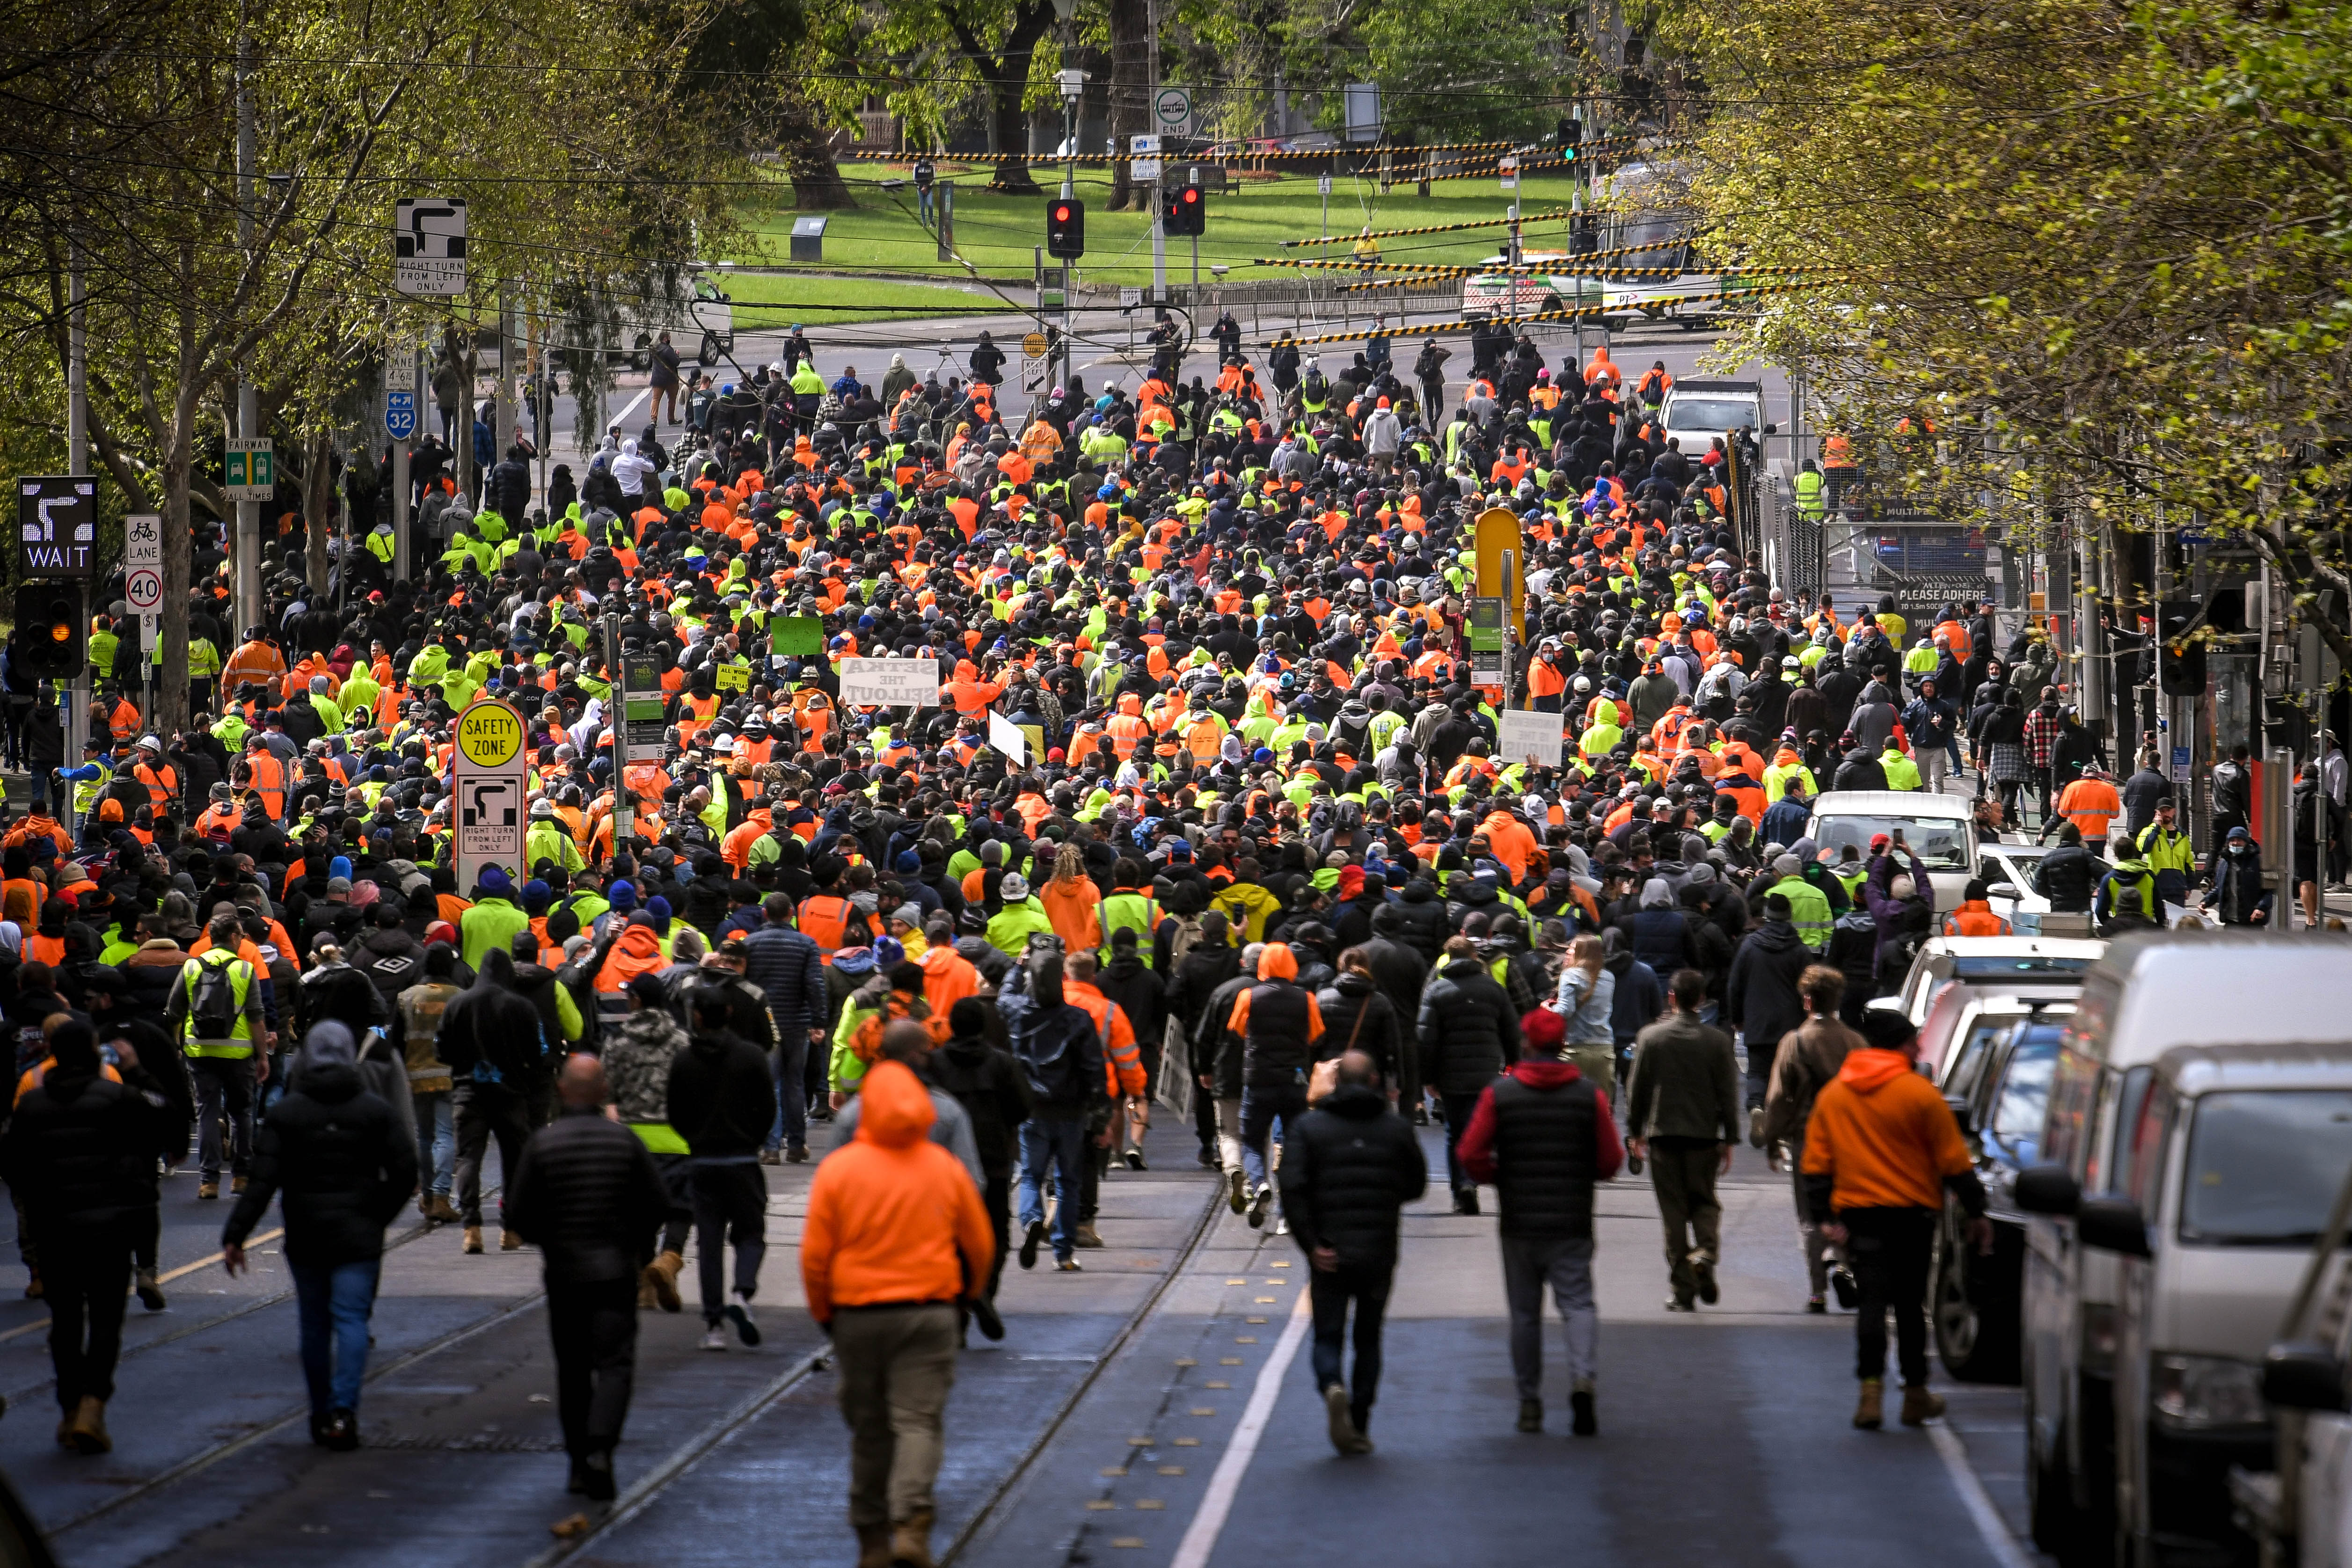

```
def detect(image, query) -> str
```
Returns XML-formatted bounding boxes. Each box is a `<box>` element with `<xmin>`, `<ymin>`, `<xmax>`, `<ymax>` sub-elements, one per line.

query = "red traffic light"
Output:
<box><xmin>1178</xmin><ymin>187</ymin><xmax>1200</xmax><ymax>207</ymax></box>
<box><xmin>1053</xmin><ymin>203</ymin><xmax>1072</xmax><ymax>221</ymax></box>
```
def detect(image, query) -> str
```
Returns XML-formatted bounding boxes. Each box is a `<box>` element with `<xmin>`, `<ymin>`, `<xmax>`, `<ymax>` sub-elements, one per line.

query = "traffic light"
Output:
<box><xmin>2158</xmin><ymin>598</ymin><xmax>2206</xmax><ymax>696</ymax></box>
<box><xmin>1558</xmin><ymin>117</ymin><xmax>1581</xmax><ymax>159</ymax></box>
<box><xmin>1045</xmin><ymin>197</ymin><xmax>1085</xmax><ymax>260</ymax></box>
<box><xmin>13</xmin><ymin>582</ymin><xmax>82</xmax><ymax>680</ymax></box>
<box><xmin>1163</xmin><ymin>183</ymin><xmax>1205</xmax><ymax>237</ymax></box>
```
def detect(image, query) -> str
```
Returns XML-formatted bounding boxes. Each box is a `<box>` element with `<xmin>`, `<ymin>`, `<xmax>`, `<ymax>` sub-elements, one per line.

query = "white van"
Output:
<box><xmin>2012</xmin><ymin>931</ymin><xmax>2352</xmax><ymax>1565</ymax></box>
<box><xmin>2049</xmin><ymin>1043</ymin><xmax>2352</xmax><ymax>1566</ymax></box>
<box><xmin>1811</xmin><ymin>788</ymin><xmax>1979</xmax><ymax>911</ymax></box>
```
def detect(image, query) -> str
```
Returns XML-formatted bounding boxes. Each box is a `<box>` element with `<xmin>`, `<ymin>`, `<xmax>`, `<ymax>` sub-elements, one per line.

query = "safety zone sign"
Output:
<box><xmin>452</xmin><ymin>697</ymin><xmax>530</xmax><ymax>892</ymax></box>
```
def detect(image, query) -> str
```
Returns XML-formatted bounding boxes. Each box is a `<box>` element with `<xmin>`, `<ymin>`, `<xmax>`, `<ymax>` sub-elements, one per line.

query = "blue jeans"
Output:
<box><xmin>1017</xmin><ymin>1115</ymin><xmax>1090</xmax><ymax>1263</ymax></box>
<box><xmin>413</xmin><ymin>1089</ymin><xmax>454</xmax><ymax>1196</ymax></box>
<box><xmin>1239</xmin><ymin>1084</ymin><xmax>1308</xmax><ymax>1196</ymax></box>
<box><xmin>766</xmin><ymin>1031</ymin><xmax>809</xmax><ymax>1152</ymax></box>
<box><xmin>292</xmin><ymin>1258</ymin><xmax>382</xmax><ymax>1419</ymax></box>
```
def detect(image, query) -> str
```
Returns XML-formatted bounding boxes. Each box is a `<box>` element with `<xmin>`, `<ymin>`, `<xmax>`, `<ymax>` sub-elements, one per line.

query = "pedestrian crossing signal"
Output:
<box><xmin>1164</xmin><ymin>184</ymin><xmax>1205</xmax><ymax>238</ymax></box>
<box><xmin>1046</xmin><ymin>198</ymin><xmax>1086</xmax><ymax>260</ymax></box>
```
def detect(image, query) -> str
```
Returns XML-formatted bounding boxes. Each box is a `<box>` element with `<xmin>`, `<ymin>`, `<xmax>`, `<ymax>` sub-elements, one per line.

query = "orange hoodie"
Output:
<box><xmin>799</xmin><ymin>1061</ymin><xmax>994</xmax><ymax>1323</ymax></box>
<box><xmin>1040</xmin><ymin>875</ymin><xmax>1103</xmax><ymax>951</ymax></box>
<box><xmin>919</xmin><ymin>945</ymin><xmax>981</xmax><ymax>1017</ymax></box>
<box><xmin>593</xmin><ymin>923</ymin><xmax>669</xmax><ymax>992</ymax></box>
<box><xmin>1799</xmin><ymin>1048</ymin><xmax>1973</xmax><ymax>1211</ymax></box>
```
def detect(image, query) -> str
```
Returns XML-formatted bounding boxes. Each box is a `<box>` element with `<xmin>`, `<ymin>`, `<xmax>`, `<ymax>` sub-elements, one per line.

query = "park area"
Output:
<box><xmin>723</xmin><ymin>161</ymin><xmax>1593</xmax><ymax>309</ymax></box>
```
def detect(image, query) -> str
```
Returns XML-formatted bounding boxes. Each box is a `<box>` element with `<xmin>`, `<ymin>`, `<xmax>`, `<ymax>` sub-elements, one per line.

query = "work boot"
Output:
<box><xmin>135</xmin><ymin>1267</ymin><xmax>166</xmax><ymax>1311</ymax></box>
<box><xmin>232</xmin><ymin>1175</ymin><xmax>249</xmax><ymax>1196</ymax></box>
<box><xmin>645</xmin><ymin>1249</ymin><xmax>686</xmax><ymax>1313</ymax></box>
<box><xmin>786</xmin><ymin>1143</ymin><xmax>810</xmax><ymax>1164</ymax></box>
<box><xmin>637</xmin><ymin>1276</ymin><xmax>658</xmax><ymax>1312</ymax></box>
<box><xmin>1018</xmin><ymin>1220</ymin><xmax>1046</xmax><ymax>1270</ymax></box>
<box><xmin>1570</xmin><ymin>1385</ymin><xmax>1598</xmax><ymax>1437</ymax></box>
<box><xmin>759</xmin><ymin>1147</ymin><xmax>782</xmax><ymax>1166</ymax></box>
<box><xmin>65</xmin><ymin>1396</ymin><xmax>110</xmax><ymax>1455</ymax></box>
<box><xmin>1900</xmin><ymin>1385</ymin><xmax>1946</xmax><ymax>1427</ymax></box>
<box><xmin>1324</xmin><ymin>1383</ymin><xmax>1359</xmax><ymax>1456</ymax></box>
<box><xmin>971</xmin><ymin>1296</ymin><xmax>1005</xmax><ymax>1341</ymax></box>
<box><xmin>578</xmin><ymin>1449</ymin><xmax>615</xmax><ymax>1502</ymax></box>
<box><xmin>463</xmin><ymin>1225</ymin><xmax>484</xmax><ymax>1255</ymax></box>
<box><xmin>890</xmin><ymin>1508</ymin><xmax>937</xmax><ymax>1568</ymax></box>
<box><xmin>1853</xmin><ymin>1378</ymin><xmax>1885</xmax><ymax>1430</ymax></box>
<box><xmin>23</xmin><ymin>1267</ymin><xmax>40</xmax><ymax>1299</ymax></box>
<box><xmin>1747</xmin><ymin>1106</ymin><xmax>1765</xmax><ymax>1150</ymax></box>
<box><xmin>854</xmin><ymin>1522</ymin><xmax>893</xmax><ymax>1568</ymax></box>
<box><xmin>1452</xmin><ymin>1190</ymin><xmax>1481</xmax><ymax>1217</ymax></box>
<box><xmin>1829</xmin><ymin>1266</ymin><xmax>1859</xmax><ymax>1310</ymax></box>
<box><xmin>322</xmin><ymin>1408</ymin><xmax>360</xmax><ymax>1451</ymax></box>
<box><xmin>1517</xmin><ymin>1397</ymin><xmax>1543</xmax><ymax>1433</ymax></box>
<box><xmin>1074</xmin><ymin>1221</ymin><xmax>1105</xmax><ymax>1249</ymax></box>
<box><xmin>427</xmin><ymin>1194</ymin><xmax>461</xmax><ymax>1224</ymax></box>
<box><xmin>501</xmin><ymin>1228</ymin><xmax>524</xmax><ymax>1252</ymax></box>
<box><xmin>1226</xmin><ymin>1167</ymin><xmax>1248</xmax><ymax>1214</ymax></box>
<box><xmin>197</xmin><ymin>1180</ymin><xmax>219</xmax><ymax>1201</ymax></box>
<box><xmin>1246</xmin><ymin>1184</ymin><xmax>1271</xmax><ymax>1230</ymax></box>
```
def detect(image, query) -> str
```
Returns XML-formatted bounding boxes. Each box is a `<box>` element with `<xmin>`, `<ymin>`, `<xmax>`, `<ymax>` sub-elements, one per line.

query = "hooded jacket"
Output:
<box><xmin>1800</xmin><ymin>1047</ymin><xmax>1981</xmax><ymax>1216</ymax></box>
<box><xmin>1724</xmin><ymin>919</ymin><xmax>1810</xmax><ymax>1055</ymax></box>
<box><xmin>224</xmin><ymin>1054</ymin><xmax>417</xmax><ymax>1265</ymax></box>
<box><xmin>0</xmin><ymin>1053</ymin><xmax>178</xmax><ymax>1231</ymax></box>
<box><xmin>1276</xmin><ymin>1082</ymin><xmax>1427</xmax><ymax>1267</ymax></box>
<box><xmin>1225</xmin><ymin>943</ymin><xmax>1325</xmax><ymax>1090</ymax></box>
<box><xmin>668</xmin><ymin>1026</ymin><xmax>777</xmax><ymax>1159</ymax></box>
<box><xmin>799</xmin><ymin>1060</ymin><xmax>995</xmax><ymax>1322</ymax></box>
<box><xmin>437</xmin><ymin>949</ymin><xmax>549</xmax><ymax>1087</ymax></box>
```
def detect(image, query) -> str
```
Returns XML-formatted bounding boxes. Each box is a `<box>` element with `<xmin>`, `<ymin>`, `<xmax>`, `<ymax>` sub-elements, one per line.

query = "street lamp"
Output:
<box><xmin>1056</xmin><ymin>66</ymin><xmax>1086</xmax><ymax>200</ymax></box>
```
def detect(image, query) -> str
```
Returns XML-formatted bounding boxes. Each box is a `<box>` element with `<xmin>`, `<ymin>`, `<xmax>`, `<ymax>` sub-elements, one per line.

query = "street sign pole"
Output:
<box><xmin>388</xmin><ymin>335</ymin><xmax>417</xmax><ymax>583</ymax></box>
<box><xmin>452</xmin><ymin>696</ymin><xmax>531</xmax><ymax>894</ymax></box>
<box><xmin>605</xmin><ymin>616</ymin><xmax>631</xmax><ymax>845</ymax></box>
<box><xmin>66</xmin><ymin>245</ymin><xmax>88</xmax><ymax>809</ymax></box>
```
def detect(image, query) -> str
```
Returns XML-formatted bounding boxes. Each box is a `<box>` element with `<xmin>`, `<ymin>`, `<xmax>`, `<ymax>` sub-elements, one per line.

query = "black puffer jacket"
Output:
<box><xmin>2033</xmin><ymin>844</ymin><xmax>2101</xmax><ymax>913</ymax></box>
<box><xmin>1389</xmin><ymin>881</ymin><xmax>1451</xmax><ymax>961</ymax></box>
<box><xmin>1315</xmin><ymin>971</ymin><xmax>1403</xmax><ymax>1087</ymax></box>
<box><xmin>0</xmin><ymin>1062</ymin><xmax>177</xmax><ymax>1232</ymax></box>
<box><xmin>667</xmin><ymin>1030</ymin><xmax>777</xmax><ymax>1158</ymax></box>
<box><xmin>438</xmin><ymin>949</ymin><xmax>551</xmax><ymax>1087</ymax></box>
<box><xmin>224</xmin><ymin>1061</ymin><xmax>417</xmax><ymax>1266</ymax></box>
<box><xmin>1724</xmin><ymin>920</ymin><xmax>1811</xmax><ymax>1057</ymax></box>
<box><xmin>1277</xmin><ymin>1083</ymin><xmax>1427</xmax><ymax>1267</ymax></box>
<box><xmin>1165</xmin><ymin>938</ymin><xmax>1242</xmax><ymax>1033</ymax></box>
<box><xmin>506</xmin><ymin>1106</ymin><xmax>669</xmax><ymax>1285</ymax></box>
<box><xmin>1417</xmin><ymin>955</ymin><xmax>1520</xmax><ymax>1097</ymax></box>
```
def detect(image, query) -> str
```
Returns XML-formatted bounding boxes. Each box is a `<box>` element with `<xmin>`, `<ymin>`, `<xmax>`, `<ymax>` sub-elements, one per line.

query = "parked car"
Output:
<box><xmin>2240</xmin><ymin>1159</ymin><xmax>2352</xmax><ymax>1568</ymax></box>
<box><xmin>1923</xmin><ymin>986</ymin><xmax>2081</xmax><ymax>1086</ymax></box>
<box><xmin>1934</xmin><ymin>1012</ymin><xmax>2067</xmax><ymax>1383</ymax></box>
<box><xmin>1891</xmin><ymin>935</ymin><xmax>2106</xmax><ymax>1025</ymax></box>
<box><xmin>2028</xmin><ymin>1043</ymin><xmax>2352</xmax><ymax>1566</ymax></box>
<box><xmin>2012</xmin><ymin>931</ymin><xmax>2352</xmax><ymax>1567</ymax></box>
<box><xmin>1980</xmin><ymin>840</ymin><xmax>2059</xmax><ymax>932</ymax></box>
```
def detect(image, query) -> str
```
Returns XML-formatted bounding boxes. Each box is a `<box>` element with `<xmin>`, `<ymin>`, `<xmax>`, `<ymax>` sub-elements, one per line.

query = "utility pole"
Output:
<box><xmin>234</xmin><ymin>22</ymin><xmax>262</xmax><ymax>639</ymax></box>
<box><xmin>1147</xmin><ymin>0</ymin><xmax>1166</xmax><ymax>311</ymax></box>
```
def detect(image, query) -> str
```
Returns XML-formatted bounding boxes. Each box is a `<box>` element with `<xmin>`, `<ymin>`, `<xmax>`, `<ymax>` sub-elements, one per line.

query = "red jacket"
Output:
<box><xmin>1457</xmin><ymin>1059</ymin><xmax>1625</xmax><ymax>1186</ymax></box>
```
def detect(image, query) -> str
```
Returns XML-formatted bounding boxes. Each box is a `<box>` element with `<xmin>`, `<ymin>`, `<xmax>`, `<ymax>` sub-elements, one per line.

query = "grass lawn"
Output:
<box><xmin>729</xmin><ymin>163</ymin><xmax>1593</xmax><ymax>290</ymax></box>
<box><xmin>721</xmin><ymin>272</ymin><xmax>1018</xmax><ymax>324</ymax></box>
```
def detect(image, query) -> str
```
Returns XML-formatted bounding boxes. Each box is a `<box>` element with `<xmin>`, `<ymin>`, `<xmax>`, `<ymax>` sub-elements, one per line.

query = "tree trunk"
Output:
<box><xmin>779</xmin><ymin>90</ymin><xmax>857</xmax><ymax>210</ymax></box>
<box><xmin>1106</xmin><ymin>0</ymin><xmax>1149</xmax><ymax>211</ymax></box>
<box><xmin>978</xmin><ymin>2</ymin><xmax>1055</xmax><ymax>193</ymax></box>
<box><xmin>303</xmin><ymin>431</ymin><xmax>335</xmax><ymax>598</ymax></box>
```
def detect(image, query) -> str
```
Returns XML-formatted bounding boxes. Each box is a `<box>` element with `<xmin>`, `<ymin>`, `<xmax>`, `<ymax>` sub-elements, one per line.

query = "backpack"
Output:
<box><xmin>189</xmin><ymin>953</ymin><xmax>243</xmax><ymax>1041</ymax></box>
<box><xmin>1164</xmin><ymin>912</ymin><xmax>1205</xmax><ymax>967</ymax></box>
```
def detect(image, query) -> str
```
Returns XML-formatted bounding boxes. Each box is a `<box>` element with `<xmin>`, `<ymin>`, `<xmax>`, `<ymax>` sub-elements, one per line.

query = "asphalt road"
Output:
<box><xmin>3</xmin><ymin>1101</ymin><xmax>2048</xmax><ymax>1568</ymax></box>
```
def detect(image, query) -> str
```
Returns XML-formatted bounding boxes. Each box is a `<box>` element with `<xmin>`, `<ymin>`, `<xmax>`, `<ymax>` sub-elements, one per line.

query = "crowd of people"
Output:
<box><xmin>1</xmin><ymin>313</ymin><xmax>2330</xmax><ymax>1563</ymax></box>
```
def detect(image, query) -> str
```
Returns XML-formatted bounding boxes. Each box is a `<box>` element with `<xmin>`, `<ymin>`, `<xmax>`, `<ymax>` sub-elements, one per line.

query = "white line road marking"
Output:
<box><xmin>1169</xmin><ymin>1284</ymin><xmax>1313</xmax><ymax>1568</ymax></box>
<box><xmin>1927</xmin><ymin>1419</ymin><xmax>2041</xmax><ymax>1568</ymax></box>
